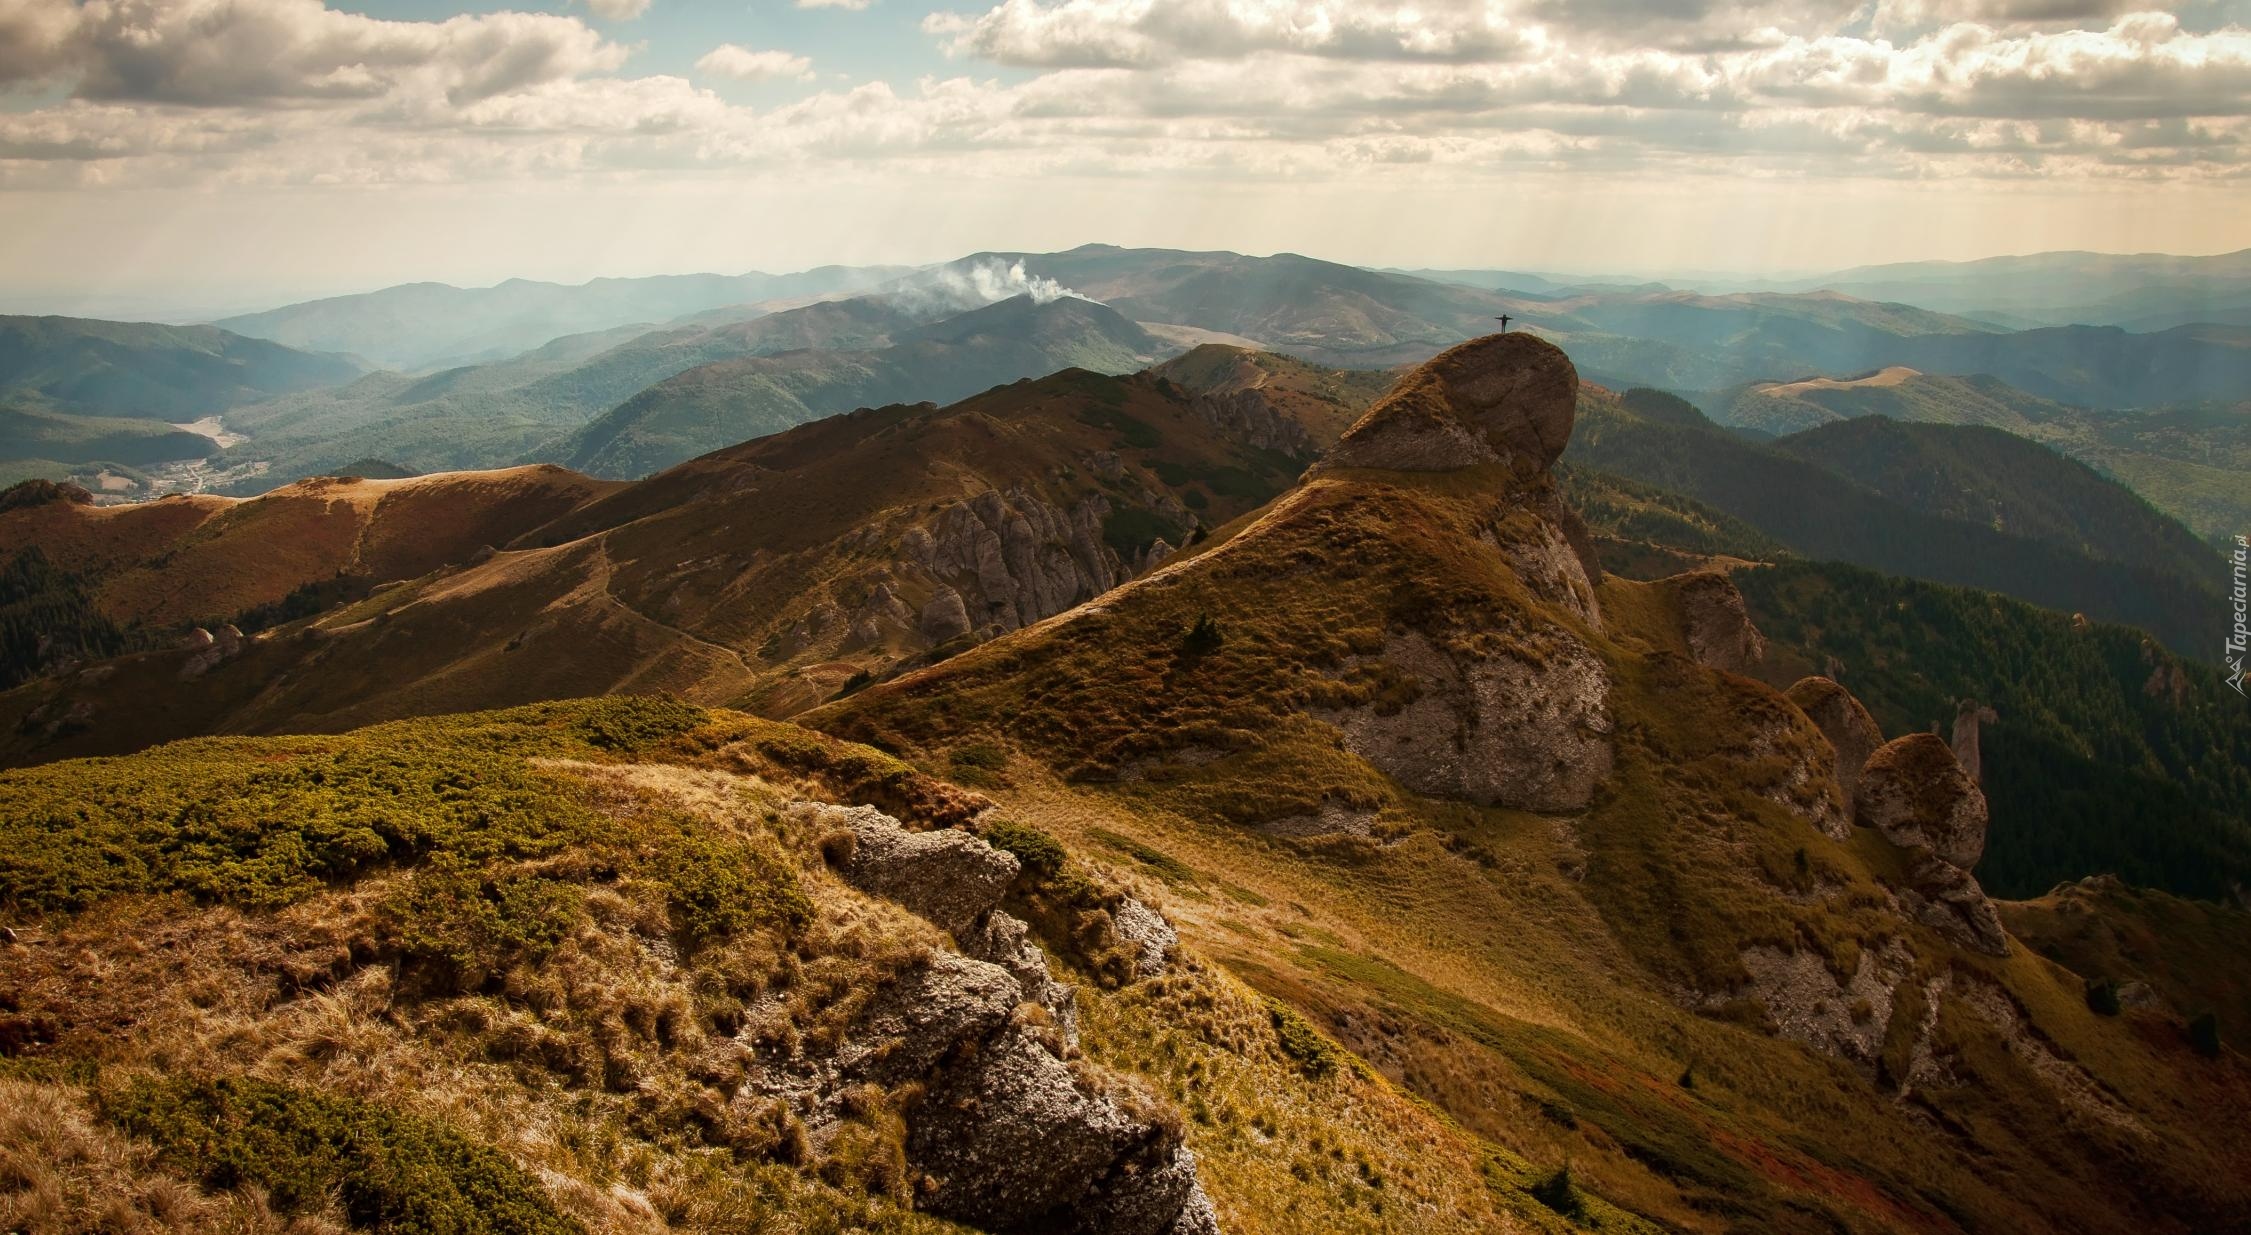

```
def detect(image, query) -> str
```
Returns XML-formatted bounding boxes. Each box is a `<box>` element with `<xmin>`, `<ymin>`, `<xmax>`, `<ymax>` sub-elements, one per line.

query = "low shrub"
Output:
<box><xmin>103</xmin><ymin>1074</ymin><xmax>580</xmax><ymax>1235</ymax></box>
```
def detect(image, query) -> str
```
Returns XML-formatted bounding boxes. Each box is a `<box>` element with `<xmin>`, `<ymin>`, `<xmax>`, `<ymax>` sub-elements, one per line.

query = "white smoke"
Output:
<box><xmin>895</xmin><ymin>258</ymin><xmax>1092</xmax><ymax>316</ymax></box>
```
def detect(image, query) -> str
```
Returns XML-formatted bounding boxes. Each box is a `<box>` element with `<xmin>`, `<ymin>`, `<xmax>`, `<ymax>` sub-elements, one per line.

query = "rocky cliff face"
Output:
<box><xmin>1306</xmin><ymin>333</ymin><xmax>1614</xmax><ymax>813</ymax></box>
<box><xmin>1785</xmin><ymin>676</ymin><xmax>1882</xmax><ymax>801</ymax></box>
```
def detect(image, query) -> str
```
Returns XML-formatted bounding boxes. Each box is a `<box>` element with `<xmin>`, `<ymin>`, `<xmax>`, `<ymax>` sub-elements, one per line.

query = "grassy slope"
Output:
<box><xmin>0</xmin><ymin>369</ymin><xmax>1322</xmax><ymax>763</ymax></box>
<box><xmin>0</xmin><ymin>697</ymin><xmax>1582</xmax><ymax>1235</ymax></box>
<box><xmin>0</xmin><ymin>466</ymin><xmax>618</xmax><ymax>630</ymax></box>
<box><xmin>814</xmin><ymin>459</ymin><xmax>2251</xmax><ymax>1234</ymax></box>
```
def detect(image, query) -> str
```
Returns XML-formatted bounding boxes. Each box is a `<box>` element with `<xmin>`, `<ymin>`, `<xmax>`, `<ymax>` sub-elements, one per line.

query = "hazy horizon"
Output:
<box><xmin>4</xmin><ymin>0</ymin><xmax>2248</xmax><ymax>321</ymax></box>
<box><xmin>4</xmin><ymin>236</ymin><xmax>2248</xmax><ymax>326</ymax></box>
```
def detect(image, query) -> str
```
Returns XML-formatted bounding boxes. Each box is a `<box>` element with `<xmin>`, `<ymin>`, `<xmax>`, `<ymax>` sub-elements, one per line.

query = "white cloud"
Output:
<box><xmin>798</xmin><ymin>0</ymin><xmax>877</xmax><ymax>9</ymax></box>
<box><xmin>584</xmin><ymin>0</ymin><xmax>653</xmax><ymax>19</ymax></box>
<box><xmin>0</xmin><ymin>0</ymin><xmax>2242</xmax><ymax>198</ymax></box>
<box><xmin>695</xmin><ymin>43</ymin><xmax>817</xmax><ymax>81</ymax></box>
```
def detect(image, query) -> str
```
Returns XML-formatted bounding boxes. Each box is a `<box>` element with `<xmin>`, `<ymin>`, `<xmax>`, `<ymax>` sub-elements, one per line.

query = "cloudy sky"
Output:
<box><xmin>1</xmin><ymin>0</ymin><xmax>2247</xmax><ymax>312</ymax></box>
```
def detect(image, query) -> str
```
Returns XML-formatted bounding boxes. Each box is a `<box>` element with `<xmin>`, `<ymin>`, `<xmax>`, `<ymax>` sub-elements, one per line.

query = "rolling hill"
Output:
<box><xmin>211</xmin><ymin>297</ymin><xmax>928</xmax><ymax>487</ymax></box>
<box><xmin>0</xmin><ymin>315</ymin><xmax>361</xmax><ymax>419</ymax></box>
<box><xmin>1566</xmin><ymin>387</ymin><xmax>2223</xmax><ymax>653</ymax></box>
<box><xmin>0</xmin><ymin>465</ymin><xmax>616</xmax><ymax>634</ymax></box>
<box><xmin>1769</xmin><ymin>416</ymin><xmax>2220</xmax><ymax>590</ymax></box>
<box><xmin>214</xmin><ymin>265</ymin><xmax>908</xmax><ymax>371</ymax></box>
<box><xmin>0</xmin><ymin>362</ymin><xmax>1333</xmax><ymax>759</ymax></box>
<box><xmin>1723</xmin><ymin>368</ymin><xmax>2251</xmax><ymax>547</ymax></box>
<box><xmin>557</xmin><ymin>295</ymin><xmax>1172</xmax><ymax>479</ymax></box>
<box><xmin>1770</xmin><ymin>247</ymin><xmax>2251</xmax><ymax>332</ymax></box>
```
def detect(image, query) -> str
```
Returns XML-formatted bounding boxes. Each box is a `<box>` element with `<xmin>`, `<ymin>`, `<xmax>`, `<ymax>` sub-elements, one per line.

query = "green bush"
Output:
<box><xmin>2085</xmin><ymin>979</ymin><xmax>2122</xmax><ymax>1017</ymax></box>
<box><xmin>1529</xmin><ymin>1163</ymin><xmax>1585</xmax><ymax>1221</ymax></box>
<box><xmin>980</xmin><ymin>818</ymin><xmax>1067</xmax><ymax>878</ymax></box>
<box><xmin>648</xmin><ymin>816</ymin><xmax>811</xmax><ymax>948</ymax></box>
<box><xmin>1266</xmin><ymin>997</ymin><xmax>1340</xmax><ymax>1079</ymax></box>
<box><xmin>2191</xmin><ymin>1011</ymin><xmax>2223</xmax><ymax>1058</ymax></box>
<box><xmin>104</xmin><ymin>1074</ymin><xmax>580</xmax><ymax>1235</ymax></box>
<box><xmin>572</xmin><ymin>695</ymin><xmax>708</xmax><ymax>751</ymax></box>
<box><xmin>383</xmin><ymin>860</ymin><xmax>584</xmax><ymax>992</ymax></box>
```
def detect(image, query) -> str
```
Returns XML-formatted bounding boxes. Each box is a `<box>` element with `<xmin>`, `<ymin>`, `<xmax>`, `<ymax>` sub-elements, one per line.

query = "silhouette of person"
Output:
<box><xmin>1495</xmin><ymin>315</ymin><xmax>1512</xmax><ymax>332</ymax></box>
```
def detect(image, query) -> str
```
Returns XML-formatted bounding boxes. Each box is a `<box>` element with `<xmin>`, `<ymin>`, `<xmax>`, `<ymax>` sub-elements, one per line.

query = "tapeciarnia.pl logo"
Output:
<box><xmin>2229</xmin><ymin>533</ymin><xmax>2248</xmax><ymax>696</ymax></box>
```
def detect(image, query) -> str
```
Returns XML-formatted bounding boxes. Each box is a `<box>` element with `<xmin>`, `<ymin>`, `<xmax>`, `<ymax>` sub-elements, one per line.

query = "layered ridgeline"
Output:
<box><xmin>212</xmin><ymin>297</ymin><xmax>931</xmax><ymax>487</ymax></box>
<box><xmin>214</xmin><ymin>264</ymin><xmax>911</xmax><ymax>371</ymax></box>
<box><xmin>0</xmin><ymin>316</ymin><xmax>361</xmax><ymax>419</ymax></box>
<box><xmin>558</xmin><ymin>295</ymin><xmax>1170</xmax><ymax>479</ymax></box>
<box><xmin>1725</xmin><ymin>366</ymin><xmax>2251</xmax><ymax>548</ymax></box>
<box><xmin>815</xmin><ymin>334</ymin><xmax>2251</xmax><ymax>1232</ymax></box>
<box><xmin>6</xmin><ymin>341</ymin><xmax>2246</xmax><ymax>1235</ymax></box>
<box><xmin>1567</xmin><ymin>386</ymin><xmax>2225</xmax><ymax>653</ymax></box>
<box><xmin>0</xmin><ymin>363</ymin><xmax>1330</xmax><ymax>759</ymax></box>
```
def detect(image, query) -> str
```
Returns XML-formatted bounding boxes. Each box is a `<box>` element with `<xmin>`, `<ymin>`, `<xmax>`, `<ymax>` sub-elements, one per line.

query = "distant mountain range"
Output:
<box><xmin>1567</xmin><ymin>386</ymin><xmax>2223</xmax><ymax>654</ymax></box>
<box><xmin>0</xmin><ymin>315</ymin><xmax>360</xmax><ymax>419</ymax></box>
<box><xmin>559</xmin><ymin>294</ymin><xmax>1171</xmax><ymax>478</ymax></box>
<box><xmin>1722</xmin><ymin>367</ymin><xmax>2251</xmax><ymax>546</ymax></box>
<box><xmin>212</xmin><ymin>266</ymin><xmax>909</xmax><ymax>371</ymax></box>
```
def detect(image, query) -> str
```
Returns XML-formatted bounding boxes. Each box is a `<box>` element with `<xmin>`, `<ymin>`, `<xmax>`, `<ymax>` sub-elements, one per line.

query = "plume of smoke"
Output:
<box><xmin>894</xmin><ymin>258</ymin><xmax>1091</xmax><ymax>316</ymax></box>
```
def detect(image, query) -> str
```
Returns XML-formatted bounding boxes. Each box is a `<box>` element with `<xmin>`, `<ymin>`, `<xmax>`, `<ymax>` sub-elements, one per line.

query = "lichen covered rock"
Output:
<box><xmin>1859</xmin><ymin>734</ymin><xmax>1986</xmax><ymax>870</ymax></box>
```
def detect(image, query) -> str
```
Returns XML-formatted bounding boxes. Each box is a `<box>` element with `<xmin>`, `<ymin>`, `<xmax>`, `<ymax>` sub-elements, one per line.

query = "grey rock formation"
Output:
<box><xmin>179</xmin><ymin>623</ymin><xmax>247</xmax><ymax>681</ymax></box>
<box><xmin>920</xmin><ymin>585</ymin><xmax>973</xmax><ymax>643</ymax></box>
<box><xmin>1318</xmin><ymin>629</ymin><xmax>1613</xmax><ymax>813</ymax></box>
<box><xmin>1858</xmin><ymin>734</ymin><xmax>2007</xmax><ymax>956</ymax></box>
<box><xmin>1950</xmin><ymin>700</ymin><xmax>1997</xmax><ymax>787</ymax></box>
<box><xmin>1188</xmin><ymin>388</ymin><xmax>1318</xmax><ymax>458</ymax></box>
<box><xmin>1322</xmin><ymin>333</ymin><xmax>1576</xmax><ymax>480</ymax></box>
<box><xmin>961</xmin><ymin>907</ymin><xmax>1080</xmax><ymax>1039</ymax></box>
<box><xmin>1785</xmin><ymin>676</ymin><xmax>1882</xmax><ymax>801</ymax></box>
<box><xmin>911</xmin><ymin>1026</ymin><xmax>1202</xmax><ymax>1235</ymax></box>
<box><xmin>789</xmin><ymin>799</ymin><xmax>1213</xmax><ymax>1234</ymax></box>
<box><xmin>908</xmin><ymin>485</ymin><xmax>1130</xmax><ymax>634</ymax></box>
<box><xmin>1669</xmin><ymin>570</ymin><xmax>1766</xmax><ymax>675</ymax></box>
<box><xmin>1897</xmin><ymin>854</ymin><xmax>2011</xmax><ymax>956</ymax></box>
<box><xmin>1859</xmin><ymin>734</ymin><xmax>1986</xmax><ymax>870</ymax></box>
<box><xmin>811</xmin><ymin>803</ymin><xmax>1019</xmax><ymax>937</ymax></box>
<box><xmin>1109</xmin><ymin>896</ymin><xmax>1178</xmax><ymax>980</ymax></box>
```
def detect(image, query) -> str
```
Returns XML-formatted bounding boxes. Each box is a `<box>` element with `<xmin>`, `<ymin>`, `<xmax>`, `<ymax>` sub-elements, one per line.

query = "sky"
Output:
<box><xmin>1</xmin><ymin>0</ymin><xmax>2248</xmax><ymax>315</ymax></box>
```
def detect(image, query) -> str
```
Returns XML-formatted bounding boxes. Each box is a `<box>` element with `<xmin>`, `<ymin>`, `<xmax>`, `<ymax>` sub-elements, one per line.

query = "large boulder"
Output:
<box><xmin>911</xmin><ymin>1024</ymin><xmax>1198</xmax><ymax>1235</ymax></box>
<box><xmin>810</xmin><ymin>803</ymin><xmax>1019</xmax><ymax>936</ymax></box>
<box><xmin>1785</xmin><ymin>677</ymin><xmax>1882</xmax><ymax>801</ymax></box>
<box><xmin>1857</xmin><ymin>734</ymin><xmax>2007</xmax><ymax>956</ymax></box>
<box><xmin>1322</xmin><ymin>333</ymin><xmax>1576</xmax><ymax>480</ymax></box>
<box><xmin>1858</xmin><ymin>734</ymin><xmax>1986</xmax><ymax>870</ymax></box>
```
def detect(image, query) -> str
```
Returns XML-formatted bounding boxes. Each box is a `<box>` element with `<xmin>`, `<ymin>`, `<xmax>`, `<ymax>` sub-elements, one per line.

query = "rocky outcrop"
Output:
<box><xmin>1321</xmin><ymin>333</ymin><xmax>1576</xmax><ymax>481</ymax></box>
<box><xmin>790</xmin><ymin>802</ymin><xmax>1216</xmax><ymax>1234</ymax></box>
<box><xmin>178</xmin><ymin>624</ymin><xmax>245</xmax><ymax>681</ymax></box>
<box><xmin>1950</xmin><ymin>701</ymin><xmax>1996</xmax><ymax>787</ymax></box>
<box><xmin>1785</xmin><ymin>677</ymin><xmax>1882</xmax><ymax>801</ymax></box>
<box><xmin>1723</xmin><ymin>940</ymin><xmax>1916</xmax><ymax>1071</ymax></box>
<box><xmin>1319</xmin><ymin>629</ymin><xmax>1613</xmax><ymax>813</ymax></box>
<box><xmin>1859</xmin><ymin>735</ymin><xmax>1985</xmax><ymax>869</ymax></box>
<box><xmin>1858</xmin><ymin>735</ymin><xmax>2007</xmax><ymax>955</ymax></box>
<box><xmin>906</xmin><ymin>486</ymin><xmax>1129</xmax><ymax>634</ymax></box>
<box><xmin>822</xmin><ymin>803</ymin><xmax>1021</xmax><ymax>937</ymax></box>
<box><xmin>1188</xmin><ymin>388</ymin><xmax>1319</xmax><ymax>458</ymax></box>
<box><xmin>1668</xmin><ymin>570</ymin><xmax>1765</xmax><ymax>675</ymax></box>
